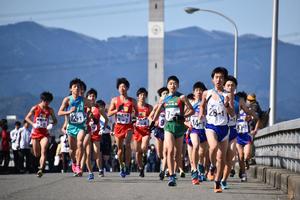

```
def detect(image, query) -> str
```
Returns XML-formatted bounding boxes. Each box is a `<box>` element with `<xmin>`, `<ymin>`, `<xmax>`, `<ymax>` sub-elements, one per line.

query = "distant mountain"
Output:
<box><xmin>0</xmin><ymin>21</ymin><xmax>300</xmax><ymax>122</ymax></box>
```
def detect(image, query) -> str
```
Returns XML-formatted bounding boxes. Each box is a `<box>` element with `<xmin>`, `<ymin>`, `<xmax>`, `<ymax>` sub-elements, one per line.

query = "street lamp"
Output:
<box><xmin>185</xmin><ymin>7</ymin><xmax>238</xmax><ymax>80</ymax></box>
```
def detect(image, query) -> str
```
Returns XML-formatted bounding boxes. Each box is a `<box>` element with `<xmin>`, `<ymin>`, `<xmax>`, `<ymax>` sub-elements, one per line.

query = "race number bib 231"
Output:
<box><xmin>69</xmin><ymin>112</ymin><xmax>85</xmax><ymax>124</ymax></box>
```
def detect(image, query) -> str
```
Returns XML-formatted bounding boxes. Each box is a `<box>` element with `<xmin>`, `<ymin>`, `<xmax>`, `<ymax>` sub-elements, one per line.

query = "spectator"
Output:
<box><xmin>59</xmin><ymin>134</ymin><xmax>70</xmax><ymax>173</ymax></box>
<box><xmin>17</xmin><ymin>120</ymin><xmax>32</xmax><ymax>173</ymax></box>
<box><xmin>0</xmin><ymin>119</ymin><xmax>10</xmax><ymax>173</ymax></box>
<box><xmin>147</xmin><ymin>144</ymin><xmax>158</xmax><ymax>172</ymax></box>
<box><xmin>10</xmin><ymin>121</ymin><xmax>22</xmax><ymax>173</ymax></box>
<box><xmin>47</xmin><ymin>136</ymin><xmax>58</xmax><ymax>172</ymax></box>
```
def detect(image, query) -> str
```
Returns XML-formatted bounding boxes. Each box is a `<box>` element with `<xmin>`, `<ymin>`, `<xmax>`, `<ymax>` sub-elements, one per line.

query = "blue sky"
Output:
<box><xmin>0</xmin><ymin>0</ymin><xmax>299</xmax><ymax>44</ymax></box>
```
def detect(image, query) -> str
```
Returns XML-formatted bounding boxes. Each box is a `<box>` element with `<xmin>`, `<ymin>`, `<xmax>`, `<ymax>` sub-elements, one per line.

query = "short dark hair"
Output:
<box><xmin>136</xmin><ymin>87</ymin><xmax>148</xmax><ymax>97</ymax></box>
<box><xmin>69</xmin><ymin>78</ymin><xmax>82</xmax><ymax>89</ymax></box>
<box><xmin>40</xmin><ymin>91</ymin><xmax>53</xmax><ymax>102</ymax></box>
<box><xmin>187</xmin><ymin>93</ymin><xmax>194</xmax><ymax>100</ymax></box>
<box><xmin>116</xmin><ymin>77</ymin><xmax>130</xmax><ymax>89</ymax></box>
<box><xmin>193</xmin><ymin>81</ymin><xmax>207</xmax><ymax>91</ymax></box>
<box><xmin>96</xmin><ymin>99</ymin><xmax>106</xmax><ymax>108</ymax></box>
<box><xmin>236</xmin><ymin>91</ymin><xmax>247</xmax><ymax>101</ymax></box>
<box><xmin>167</xmin><ymin>75</ymin><xmax>179</xmax><ymax>84</ymax></box>
<box><xmin>225</xmin><ymin>75</ymin><xmax>238</xmax><ymax>86</ymax></box>
<box><xmin>157</xmin><ymin>87</ymin><xmax>168</xmax><ymax>97</ymax></box>
<box><xmin>15</xmin><ymin>121</ymin><xmax>21</xmax><ymax>127</ymax></box>
<box><xmin>86</xmin><ymin>88</ymin><xmax>97</xmax><ymax>98</ymax></box>
<box><xmin>211</xmin><ymin>67</ymin><xmax>228</xmax><ymax>79</ymax></box>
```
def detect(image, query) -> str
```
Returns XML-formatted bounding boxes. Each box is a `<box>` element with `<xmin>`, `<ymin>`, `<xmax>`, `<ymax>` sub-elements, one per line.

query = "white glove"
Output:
<box><xmin>47</xmin><ymin>124</ymin><xmax>53</xmax><ymax>130</ymax></box>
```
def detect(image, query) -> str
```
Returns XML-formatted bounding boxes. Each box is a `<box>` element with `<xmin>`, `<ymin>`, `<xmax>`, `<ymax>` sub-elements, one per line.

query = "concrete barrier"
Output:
<box><xmin>250</xmin><ymin>165</ymin><xmax>300</xmax><ymax>199</ymax></box>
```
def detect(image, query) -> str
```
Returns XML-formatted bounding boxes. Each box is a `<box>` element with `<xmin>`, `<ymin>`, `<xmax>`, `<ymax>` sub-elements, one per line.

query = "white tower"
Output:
<box><xmin>148</xmin><ymin>0</ymin><xmax>164</xmax><ymax>105</ymax></box>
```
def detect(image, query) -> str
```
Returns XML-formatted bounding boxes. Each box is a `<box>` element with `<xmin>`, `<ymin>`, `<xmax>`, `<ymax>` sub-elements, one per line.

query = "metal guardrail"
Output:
<box><xmin>254</xmin><ymin>118</ymin><xmax>300</xmax><ymax>173</ymax></box>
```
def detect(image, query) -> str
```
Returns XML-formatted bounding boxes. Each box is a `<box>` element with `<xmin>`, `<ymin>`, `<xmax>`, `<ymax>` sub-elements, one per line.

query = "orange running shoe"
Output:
<box><xmin>214</xmin><ymin>182</ymin><xmax>223</xmax><ymax>193</ymax></box>
<box><xmin>207</xmin><ymin>171</ymin><xmax>215</xmax><ymax>181</ymax></box>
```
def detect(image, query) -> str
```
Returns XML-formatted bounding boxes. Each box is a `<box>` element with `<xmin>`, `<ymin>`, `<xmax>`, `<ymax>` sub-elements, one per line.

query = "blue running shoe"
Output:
<box><xmin>120</xmin><ymin>167</ymin><xmax>126</xmax><ymax>178</ymax></box>
<box><xmin>198</xmin><ymin>173</ymin><xmax>207</xmax><ymax>182</ymax></box>
<box><xmin>88</xmin><ymin>173</ymin><xmax>94</xmax><ymax>181</ymax></box>
<box><xmin>221</xmin><ymin>181</ymin><xmax>229</xmax><ymax>189</ymax></box>
<box><xmin>168</xmin><ymin>175</ymin><xmax>176</xmax><ymax>187</ymax></box>
<box><xmin>125</xmin><ymin>167</ymin><xmax>130</xmax><ymax>175</ymax></box>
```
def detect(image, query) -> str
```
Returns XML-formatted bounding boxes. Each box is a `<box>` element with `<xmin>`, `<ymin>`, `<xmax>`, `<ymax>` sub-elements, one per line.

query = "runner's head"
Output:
<box><xmin>86</xmin><ymin>88</ymin><xmax>97</xmax><ymax>102</ymax></box>
<box><xmin>40</xmin><ymin>91</ymin><xmax>53</xmax><ymax>106</ymax></box>
<box><xmin>167</xmin><ymin>75</ymin><xmax>179</xmax><ymax>93</ymax></box>
<box><xmin>157</xmin><ymin>87</ymin><xmax>168</xmax><ymax>98</ymax></box>
<box><xmin>69</xmin><ymin>78</ymin><xmax>81</xmax><ymax>97</ymax></box>
<box><xmin>116</xmin><ymin>77</ymin><xmax>130</xmax><ymax>95</ymax></box>
<box><xmin>236</xmin><ymin>91</ymin><xmax>247</xmax><ymax>101</ymax></box>
<box><xmin>211</xmin><ymin>67</ymin><xmax>228</xmax><ymax>89</ymax></box>
<box><xmin>193</xmin><ymin>81</ymin><xmax>207</xmax><ymax>99</ymax></box>
<box><xmin>96</xmin><ymin>99</ymin><xmax>106</xmax><ymax>109</ymax></box>
<box><xmin>224</xmin><ymin>75</ymin><xmax>237</xmax><ymax>93</ymax></box>
<box><xmin>136</xmin><ymin>87</ymin><xmax>148</xmax><ymax>102</ymax></box>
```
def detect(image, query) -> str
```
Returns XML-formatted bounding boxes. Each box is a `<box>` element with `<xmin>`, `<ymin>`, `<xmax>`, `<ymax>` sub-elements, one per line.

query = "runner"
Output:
<box><xmin>149</xmin><ymin>87</ymin><xmax>168</xmax><ymax>180</ymax></box>
<box><xmin>187</xmin><ymin>81</ymin><xmax>208</xmax><ymax>185</ymax></box>
<box><xmin>199</xmin><ymin>67</ymin><xmax>234</xmax><ymax>193</ymax></box>
<box><xmin>58</xmin><ymin>78</ymin><xmax>93</xmax><ymax>177</ymax></box>
<box><xmin>25</xmin><ymin>91</ymin><xmax>57</xmax><ymax>177</ymax></box>
<box><xmin>133</xmin><ymin>87</ymin><xmax>153</xmax><ymax>177</ymax></box>
<box><xmin>107</xmin><ymin>77</ymin><xmax>137</xmax><ymax>178</ymax></box>
<box><xmin>152</xmin><ymin>75</ymin><xmax>194</xmax><ymax>186</ymax></box>
<box><xmin>236</xmin><ymin>91</ymin><xmax>260</xmax><ymax>182</ymax></box>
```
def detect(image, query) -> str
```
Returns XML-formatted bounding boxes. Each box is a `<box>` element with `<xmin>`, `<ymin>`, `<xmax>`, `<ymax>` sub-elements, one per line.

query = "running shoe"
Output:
<box><xmin>191</xmin><ymin>170</ymin><xmax>199</xmax><ymax>185</ymax></box>
<box><xmin>120</xmin><ymin>167</ymin><xmax>126</xmax><ymax>178</ymax></box>
<box><xmin>207</xmin><ymin>166</ymin><xmax>215</xmax><ymax>181</ymax></box>
<box><xmin>71</xmin><ymin>162</ymin><xmax>77</xmax><ymax>173</ymax></box>
<box><xmin>241</xmin><ymin>173</ymin><xmax>247</xmax><ymax>182</ymax></box>
<box><xmin>139</xmin><ymin>167</ymin><xmax>145</xmax><ymax>178</ymax></box>
<box><xmin>165</xmin><ymin>170</ymin><xmax>170</xmax><ymax>177</ymax></box>
<box><xmin>198</xmin><ymin>173</ymin><xmax>207</xmax><ymax>182</ymax></box>
<box><xmin>214</xmin><ymin>181</ymin><xmax>223</xmax><ymax>193</ymax></box>
<box><xmin>221</xmin><ymin>181</ymin><xmax>229</xmax><ymax>190</ymax></box>
<box><xmin>229</xmin><ymin>169</ymin><xmax>236</xmax><ymax>177</ymax></box>
<box><xmin>159</xmin><ymin>170</ymin><xmax>165</xmax><ymax>181</ymax></box>
<box><xmin>180</xmin><ymin>171</ymin><xmax>186</xmax><ymax>178</ymax></box>
<box><xmin>75</xmin><ymin>165</ymin><xmax>82</xmax><ymax>177</ymax></box>
<box><xmin>125</xmin><ymin>167</ymin><xmax>130</xmax><ymax>175</ymax></box>
<box><xmin>36</xmin><ymin>168</ymin><xmax>43</xmax><ymax>178</ymax></box>
<box><xmin>168</xmin><ymin>175</ymin><xmax>176</xmax><ymax>187</ymax></box>
<box><xmin>99</xmin><ymin>170</ymin><xmax>104</xmax><ymax>177</ymax></box>
<box><xmin>87</xmin><ymin>172</ymin><xmax>94</xmax><ymax>181</ymax></box>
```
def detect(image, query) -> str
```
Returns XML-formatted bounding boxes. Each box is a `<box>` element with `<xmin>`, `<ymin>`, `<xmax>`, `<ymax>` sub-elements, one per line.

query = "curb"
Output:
<box><xmin>249</xmin><ymin>165</ymin><xmax>300</xmax><ymax>200</ymax></box>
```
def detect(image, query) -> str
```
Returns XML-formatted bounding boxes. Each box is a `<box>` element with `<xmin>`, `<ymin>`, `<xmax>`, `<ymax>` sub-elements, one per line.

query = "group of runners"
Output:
<box><xmin>24</xmin><ymin>66</ymin><xmax>261</xmax><ymax>193</ymax></box>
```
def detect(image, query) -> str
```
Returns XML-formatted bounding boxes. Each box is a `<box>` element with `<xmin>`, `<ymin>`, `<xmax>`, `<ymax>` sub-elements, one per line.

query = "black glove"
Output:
<box><xmin>149</xmin><ymin>121</ymin><xmax>155</xmax><ymax>131</ymax></box>
<box><xmin>117</xmin><ymin>104</ymin><xmax>124</xmax><ymax>112</ymax></box>
<box><xmin>172</xmin><ymin>114</ymin><xmax>185</xmax><ymax>121</ymax></box>
<box><xmin>131</xmin><ymin>116</ymin><xmax>137</xmax><ymax>123</ymax></box>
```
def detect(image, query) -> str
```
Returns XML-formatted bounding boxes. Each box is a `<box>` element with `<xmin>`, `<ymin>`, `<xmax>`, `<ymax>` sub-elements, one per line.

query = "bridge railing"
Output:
<box><xmin>254</xmin><ymin>118</ymin><xmax>300</xmax><ymax>173</ymax></box>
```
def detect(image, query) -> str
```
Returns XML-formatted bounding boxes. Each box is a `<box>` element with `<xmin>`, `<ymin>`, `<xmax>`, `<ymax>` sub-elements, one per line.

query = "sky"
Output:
<box><xmin>0</xmin><ymin>0</ymin><xmax>300</xmax><ymax>45</ymax></box>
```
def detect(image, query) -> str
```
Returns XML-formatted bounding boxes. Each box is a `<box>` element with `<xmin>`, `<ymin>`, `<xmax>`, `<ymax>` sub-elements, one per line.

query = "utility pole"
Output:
<box><xmin>269</xmin><ymin>0</ymin><xmax>279</xmax><ymax>125</ymax></box>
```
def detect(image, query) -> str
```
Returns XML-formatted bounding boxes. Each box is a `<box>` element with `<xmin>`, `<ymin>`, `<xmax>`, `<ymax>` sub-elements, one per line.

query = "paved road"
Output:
<box><xmin>0</xmin><ymin>172</ymin><xmax>288</xmax><ymax>200</ymax></box>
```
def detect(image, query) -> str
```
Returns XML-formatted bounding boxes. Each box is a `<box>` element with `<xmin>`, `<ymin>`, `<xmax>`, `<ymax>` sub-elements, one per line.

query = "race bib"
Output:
<box><xmin>237</xmin><ymin>121</ymin><xmax>249</xmax><ymax>133</ymax></box>
<box><xmin>36</xmin><ymin>117</ymin><xmax>48</xmax><ymax>128</ymax></box>
<box><xmin>190</xmin><ymin>115</ymin><xmax>204</xmax><ymax>129</ymax></box>
<box><xmin>158</xmin><ymin>113</ymin><xmax>166</xmax><ymax>128</ymax></box>
<box><xmin>116</xmin><ymin>112</ymin><xmax>131</xmax><ymax>124</ymax></box>
<box><xmin>136</xmin><ymin>118</ymin><xmax>149</xmax><ymax>127</ymax></box>
<box><xmin>69</xmin><ymin>112</ymin><xmax>85</xmax><ymax>124</ymax></box>
<box><xmin>165</xmin><ymin>107</ymin><xmax>180</xmax><ymax>121</ymax></box>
